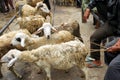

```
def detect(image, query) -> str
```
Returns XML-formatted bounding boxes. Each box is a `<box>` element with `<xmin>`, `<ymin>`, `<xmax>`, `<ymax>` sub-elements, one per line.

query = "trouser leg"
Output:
<box><xmin>4</xmin><ymin>0</ymin><xmax>9</xmax><ymax>11</ymax></box>
<box><xmin>104</xmin><ymin>37</ymin><xmax>119</xmax><ymax>65</ymax></box>
<box><xmin>0</xmin><ymin>0</ymin><xmax>6</xmax><ymax>13</ymax></box>
<box><xmin>90</xmin><ymin>22</ymin><xmax>115</xmax><ymax>60</ymax></box>
<box><xmin>104</xmin><ymin>54</ymin><xmax>120</xmax><ymax>80</ymax></box>
<box><xmin>8</xmin><ymin>0</ymin><xmax>14</xmax><ymax>9</ymax></box>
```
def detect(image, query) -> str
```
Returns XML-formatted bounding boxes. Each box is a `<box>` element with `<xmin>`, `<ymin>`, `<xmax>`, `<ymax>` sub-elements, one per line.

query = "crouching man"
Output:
<box><xmin>104</xmin><ymin>37</ymin><xmax>120</xmax><ymax>80</ymax></box>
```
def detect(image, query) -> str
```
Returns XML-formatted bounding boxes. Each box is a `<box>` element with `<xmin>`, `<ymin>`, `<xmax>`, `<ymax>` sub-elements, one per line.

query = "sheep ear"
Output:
<box><xmin>51</xmin><ymin>27</ymin><xmax>57</xmax><ymax>32</ymax></box>
<box><xmin>7</xmin><ymin>57</ymin><xmax>18</xmax><ymax>68</ymax></box>
<box><xmin>37</xmin><ymin>26</ymin><xmax>44</xmax><ymax>31</ymax></box>
<box><xmin>21</xmin><ymin>38</ymin><xmax>25</xmax><ymax>47</ymax></box>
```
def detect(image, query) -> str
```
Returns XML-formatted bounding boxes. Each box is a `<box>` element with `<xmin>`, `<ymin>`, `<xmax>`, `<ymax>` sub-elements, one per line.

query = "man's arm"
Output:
<box><xmin>83</xmin><ymin>0</ymin><xmax>97</xmax><ymax>20</ymax></box>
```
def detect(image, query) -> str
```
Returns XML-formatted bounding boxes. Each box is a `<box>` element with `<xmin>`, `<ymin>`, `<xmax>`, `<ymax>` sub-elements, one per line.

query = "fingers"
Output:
<box><xmin>83</xmin><ymin>8</ymin><xmax>90</xmax><ymax>21</ymax></box>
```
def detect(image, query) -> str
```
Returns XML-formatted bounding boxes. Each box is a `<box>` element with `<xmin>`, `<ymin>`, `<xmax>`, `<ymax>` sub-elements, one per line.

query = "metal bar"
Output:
<box><xmin>0</xmin><ymin>5</ymin><xmax>23</xmax><ymax>36</ymax></box>
<box><xmin>0</xmin><ymin>15</ymin><xmax>17</xmax><ymax>36</ymax></box>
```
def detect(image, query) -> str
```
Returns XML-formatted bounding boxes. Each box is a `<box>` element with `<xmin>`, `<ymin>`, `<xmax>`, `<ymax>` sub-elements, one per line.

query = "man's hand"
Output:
<box><xmin>83</xmin><ymin>8</ymin><xmax>90</xmax><ymax>21</ymax></box>
<box><xmin>107</xmin><ymin>39</ymin><xmax>120</xmax><ymax>52</ymax></box>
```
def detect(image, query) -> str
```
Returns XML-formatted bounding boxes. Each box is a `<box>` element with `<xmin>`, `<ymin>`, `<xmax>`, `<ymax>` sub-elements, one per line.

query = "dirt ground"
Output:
<box><xmin>0</xmin><ymin>3</ymin><xmax>107</xmax><ymax>80</ymax></box>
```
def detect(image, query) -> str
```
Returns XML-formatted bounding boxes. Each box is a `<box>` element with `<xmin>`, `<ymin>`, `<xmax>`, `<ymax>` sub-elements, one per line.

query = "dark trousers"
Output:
<box><xmin>0</xmin><ymin>0</ymin><xmax>6</xmax><ymax>13</ymax></box>
<box><xmin>76</xmin><ymin>0</ymin><xmax>81</xmax><ymax>7</ymax></box>
<box><xmin>90</xmin><ymin>22</ymin><xmax>116</xmax><ymax>60</ymax></box>
<box><xmin>104</xmin><ymin>39</ymin><xmax>120</xmax><ymax>80</ymax></box>
<box><xmin>4</xmin><ymin>0</ymin><xmax>14</xmax><ymax>10</ymax></box>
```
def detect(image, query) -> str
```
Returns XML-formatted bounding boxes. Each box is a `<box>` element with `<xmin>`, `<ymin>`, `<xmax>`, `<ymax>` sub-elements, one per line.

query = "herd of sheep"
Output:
<box><xmin>0</xmin><ymin>0</ymin><xmax>88</xmax><ymax>80</ymax></box>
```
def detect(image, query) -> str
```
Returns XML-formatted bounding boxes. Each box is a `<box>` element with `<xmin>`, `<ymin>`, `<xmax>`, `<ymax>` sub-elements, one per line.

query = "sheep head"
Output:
<box><xmin>35</xmin><ymin>2</ymin><xmax>50</xmax><ymax>13</ymax></box>
<box><xmin>1</xmin><ymin>49</ymin><xmax>22</xmax><ymax>68</ymax></box>
<box><xmin>11</xmin><ymin>32</ymin><xmax>30</xmax><ymax>48</ymax></box>
<box><xmin>36</xmin><ymin>22</ymin><xmax>57</xmax><ymax>39</ymax></box>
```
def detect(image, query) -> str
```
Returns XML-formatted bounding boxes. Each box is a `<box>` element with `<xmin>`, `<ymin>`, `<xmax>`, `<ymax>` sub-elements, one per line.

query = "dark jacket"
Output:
<box><xmin>88</xmin><ymin>0</ymin><xmax>108</xmax><ymax>22</ymax></box>
<box><xmin>88</xmin><ymin>0</ymin><xmax>120</xmax><ymax>35</ymax></box>
<box><xmin>107</xmin><ymin>0</ymin><xmax>120</xmax><ymax>35</ymax></box>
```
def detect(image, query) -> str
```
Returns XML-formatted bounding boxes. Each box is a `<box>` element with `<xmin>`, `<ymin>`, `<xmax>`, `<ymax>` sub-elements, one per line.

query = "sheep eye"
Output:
<box><xmin>16</xmin><ymin>37</ymin><xmax>21</xmax><ymax>42</ymax></box>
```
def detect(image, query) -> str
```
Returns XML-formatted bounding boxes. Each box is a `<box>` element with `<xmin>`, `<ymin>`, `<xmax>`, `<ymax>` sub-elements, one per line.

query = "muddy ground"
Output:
<box><xmin>0</xmin><ymin>4</ymin><xmax>107</xmax><ymax>80</ymax></box>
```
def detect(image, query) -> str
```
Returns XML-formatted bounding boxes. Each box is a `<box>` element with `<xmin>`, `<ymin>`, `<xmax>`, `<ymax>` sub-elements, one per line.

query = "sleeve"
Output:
<box><xmin>118</xmin><ymin>1</ymin><xmax>120</xmax><ymax>28</ymax></box>
<box><xmin>82</xmin><ymin>0</ymin><xmax>90</xmax><ymax>12</ymax></box>
<box><xmin>87</xmin><ymin>0</ymin><xmax>97</xmax><ymax>9</ymax></box>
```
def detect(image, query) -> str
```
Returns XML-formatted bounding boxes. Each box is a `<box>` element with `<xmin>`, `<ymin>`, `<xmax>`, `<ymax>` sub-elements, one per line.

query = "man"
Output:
<box><xmin>0</xmin><ymin>0</ymin><xmax>7</xmax><ymax>14</ymax></box>
<box><xmin>104</xmin><ymin>37</ymin><xmax>120</xmax><ymax>80</ymax></box>
<box><xmin>81</xmin><ymin>0</ymin><xmax>100</xmax><ymax>29</ymax></box>
<box><xmin>76</xmin><ymin>0</ymin><xmax>81</xmax><ymax>8</ymax></box>
<box><xmin>84</xmin><ymin>0</ymin><xmax>120</xmax><ymax>68</ymax></box>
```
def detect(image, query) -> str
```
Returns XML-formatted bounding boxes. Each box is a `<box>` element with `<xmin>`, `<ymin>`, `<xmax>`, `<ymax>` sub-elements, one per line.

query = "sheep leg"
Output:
<box><xmin>0</xmin><ymin>63</ymin><xmax>3</xmax><ymax>78</ymax></box>
<box><xmin>44</xmin><ymin>67</ymin><xmax>51</xmax><ymax>80</ymax></box>
<box><xmin>9</xmin><ymin>66</ymin><xmax>22</xmax><ymax>79</ymax></box>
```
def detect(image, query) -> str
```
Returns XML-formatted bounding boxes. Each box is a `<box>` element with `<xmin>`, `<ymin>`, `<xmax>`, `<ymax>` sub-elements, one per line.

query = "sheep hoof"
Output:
<box><xmin>16</xmin><ymin>74</ymin><xmax>23</xmax><ymax>79</ymax></box>
<box><xmin>0</xmin><ymin>74</ymin><xmax>3</xmax><ymax>78</ymax></box>
<box><xmin>45</xmin><ymin>77</ymin><xmax>50</xmax><ymax>80</ymax></box>
<box><xmin>65</xmin><ymin>70</ymin><xmax>69</xmax><ymax>73</ymax></box>
<box><xmin>37</xmin><ymin>70</ymin><xmax>43</xmax><ymax>74</ymax></box>
<box><xmin>81</xmin><ymin>74</ymin><xmax>85</xmax><ymax>78</ymax></box>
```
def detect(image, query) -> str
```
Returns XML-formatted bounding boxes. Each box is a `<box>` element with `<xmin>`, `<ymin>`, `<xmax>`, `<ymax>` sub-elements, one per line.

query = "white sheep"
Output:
<box><xmin>11</xmin><ymin>30</ymin><xmax>75</xmax><ymax>50</ymax></box>
<box><xmin>55</xmin><ymin>20</ymin><xmax>83</xmax><ymax>42</ymax></box>
<box><xmin>21</xmin><ymin>2</ymin><xmax>51</xmax><ymax>18</ymax></box>
<box><xmin>17</xmin><ymin>15</ymin><xmax>45</xmax><ymax>33</ymax></box>
<box><xmin>1</xmin><ymin>39</ymin><xmax>88</xmax><ymax>80</ymax></box>
<box><xmin>25</xmin><ymin>0</ymin><xmax>44</xmax><ymax>7</ymax></box>
<box><xmin>0</xmin><ymin>29</ymin><xmax>31</xmax><ymax>78</ymax></box>
<box><xmin>34</xmin><ymin>22</ymin><xmax>57</xmax><ymax>39</ymax></box>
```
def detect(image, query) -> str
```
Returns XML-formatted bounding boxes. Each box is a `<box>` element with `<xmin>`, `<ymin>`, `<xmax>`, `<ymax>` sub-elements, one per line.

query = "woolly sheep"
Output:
<box><xmin>21</xmin><ymin>2</ymin><xmax>50</xmax><ymax>18</ymax></box>
<box><xmin>15</xmin><ymin>0</ymin><xmax>26</xmax><ymax>12</ymax></box>
<box><xmin>1</xmin><ymin>39</ymin><xmax>88</xmax><ymax>80</ymax></box>
<box><xmin>0</xmin><ymin>29</ymin><xmax>31</xmax><ymax>78</ymax></box>
<box><xmin>55</xmin><ymin>20</ymin><xmax>83</xmax><ymax>42</ymax></box>
<box><xmin>34</xmin><ymin>22</ymin><xmax>57</xmax><ymax>39</ymax></box>
<box><xmin>17</xmin><ymin>15</ymin><xmax>45</xmax><ymax>33</ymax></box>
<box><xmin>25</xmin><ymin>0</ymin><xmax>44</xmax><ymax>7</ymax></box>
<box><xmin>11</xmin><ymin>30</ymin><xmax>75</xmax><ymax>50</ymax></box>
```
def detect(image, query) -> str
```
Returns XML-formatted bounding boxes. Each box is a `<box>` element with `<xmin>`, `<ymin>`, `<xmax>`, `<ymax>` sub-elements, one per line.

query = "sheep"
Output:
<box><xmin>1</xmin><ymin>39</ymin><xmax>88</xmax><ymax>80</ymax></box>
<box><xmin>34</xmin><ymin>22</ymin><xmax>57</xmax><ymax>39</ymax></box>
<box><xmin>17</xmin><ymin>15</ymin><xmax>45</xmax><ymax>33</ymax></box>
<box><xmin>25</xmin><ymin>0</ymin><xmax>44</xmax><ymax>7</ymax></box>
<box><xmin>0</xmin><ymin>29</ymin><xmax>31</xmax><ymax>78</ymax></box>
<box><xmin>15</xmin><ymin>0</ymin><xmax>26</xmax><ymax>12</ymax></box>
<box><xmin>35</xmin><ymin>1</ymin><xmax>52</xmax><ymax>20</ymax></box>
<box><xmin>20</xmin><ymin>2</ymin><xmax>51</xmax><ymax>18</ymax></box>
<box><xmin>55</xmin><ymin>20</ymin><xmax>83</xmax><ymax>42</ymax></box>
<box><xmin>11</xmin><ymin>30</ymin><xmax>75</xmax><ymax>50</ymax></box>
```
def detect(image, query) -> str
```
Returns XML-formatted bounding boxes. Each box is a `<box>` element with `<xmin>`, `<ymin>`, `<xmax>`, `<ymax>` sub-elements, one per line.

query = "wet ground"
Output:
<box><xmin>0</xmin><ymin>4</ymin><xmax>107</xmax><ymax>80</ymax></box>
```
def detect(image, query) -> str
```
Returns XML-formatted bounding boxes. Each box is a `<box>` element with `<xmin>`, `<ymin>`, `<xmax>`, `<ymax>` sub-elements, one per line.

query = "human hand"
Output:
<box><xmin>107</xmin><ymin>39</ymin><xmax>120</xmax><ymax>52</ymax></box>
<box><xmin>83</xmin><ymin>8</ymin><xmax>90</xmax><ymax>21</ymax></box>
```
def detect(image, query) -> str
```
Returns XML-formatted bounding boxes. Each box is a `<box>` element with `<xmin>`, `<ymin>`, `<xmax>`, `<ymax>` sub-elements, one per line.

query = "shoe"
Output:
<box><xmin>86</xmin><ymin>60</ymin><xmax>103</xmax><ymax>68</ymax></box>
<box><xmin>85</xmin><ymin>56</ymin><xmax>95</xmax><ymax>62</ymax></box>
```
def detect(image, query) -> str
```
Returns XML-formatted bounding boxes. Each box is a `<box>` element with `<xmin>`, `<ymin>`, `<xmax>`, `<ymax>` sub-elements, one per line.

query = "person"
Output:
<box><xmin>76</xmin><ymin>0</ymin><xmax>81</xmax><ymax>8</ymax></box>
<box><xmin>81</xmin><ymin>0</ymin><xmax>100</xmax><ymax>29</ymax></box>
<box><xmin>43</xmin><ymin>0</ymin><xmax>51</xmax><ymax>10</ymax></box>
<box><xmin>104</xmin><ymin>37</ymin><xmax>120</xmax><ymax>80</ymax></box>
<box><xmin>4</xmin><ymin>0</ymin><xmax>14</xmax><ymax>12</ymax></box>
<box><xmin>84</xmin><ymin>0</ymin><xmax>120</xmax><ymax>68</ymax></box>
<box><xmin>0</xmin><ymin>0</ymin><xmax>7</xmax><ymax>14</ymax></box>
